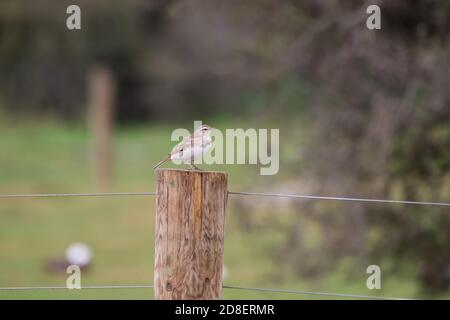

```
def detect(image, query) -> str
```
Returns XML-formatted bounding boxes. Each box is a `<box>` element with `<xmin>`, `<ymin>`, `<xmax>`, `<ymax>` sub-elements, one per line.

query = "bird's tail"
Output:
<box><xmin>153</xmin><ymin>154</ymin><xmax>171</xmax><ymax>170</ymax></box>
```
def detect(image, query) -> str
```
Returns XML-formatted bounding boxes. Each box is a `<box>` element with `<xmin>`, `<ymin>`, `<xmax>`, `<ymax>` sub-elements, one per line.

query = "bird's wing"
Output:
<box><xmin>171</xmin><ymin>134</ymin><xmax>208</xmax><ymax>155</ymax></box>
<box><xmin>171</xmin><ymin>134</ymin><xmax>193</xmax><ymax>154</ymax></box>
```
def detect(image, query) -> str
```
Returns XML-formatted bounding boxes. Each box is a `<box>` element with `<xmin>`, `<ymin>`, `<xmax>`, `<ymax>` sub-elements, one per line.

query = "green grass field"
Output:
<box><xmin>0</xmin><ymin>116</ymin><xmax>441</xmax><ymax>299</ymax></box>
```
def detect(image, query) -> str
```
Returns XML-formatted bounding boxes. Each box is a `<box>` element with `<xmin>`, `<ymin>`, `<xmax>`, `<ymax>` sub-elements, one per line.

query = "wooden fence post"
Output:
<box><xmin>87</xmin><ymin>64</ymin><xmax>116</xmax><ymax>191</ymax></box>
<box><xmin>154</xmin><ymin>168</ymin><xmax>228</xmax><ymax>300</ymax></box>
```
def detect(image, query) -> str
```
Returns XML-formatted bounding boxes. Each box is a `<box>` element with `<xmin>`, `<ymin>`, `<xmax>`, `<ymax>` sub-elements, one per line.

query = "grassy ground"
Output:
<box><xmin>0</xmin><ymin>115</ymin><xmax>441</xmax><ymax>299</ymax></box>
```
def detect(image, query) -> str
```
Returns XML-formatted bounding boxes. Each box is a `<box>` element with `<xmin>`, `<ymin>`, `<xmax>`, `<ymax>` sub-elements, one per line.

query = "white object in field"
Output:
<box><xmin>65</xmin><ymin>243</ymin><xmax>92</xmax><ymax>267</ymax></box>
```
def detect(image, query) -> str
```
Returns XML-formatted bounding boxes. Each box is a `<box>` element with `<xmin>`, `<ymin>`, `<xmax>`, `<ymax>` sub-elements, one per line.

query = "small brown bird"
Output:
<box><xmin>153</xmin><ymin>124</ymin><xmax>213</xmax><ymax>170</ymax></box>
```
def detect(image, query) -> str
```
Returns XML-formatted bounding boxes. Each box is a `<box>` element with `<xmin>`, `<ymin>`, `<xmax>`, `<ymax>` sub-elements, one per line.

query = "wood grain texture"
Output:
<box><xmin>154</xmin><ymin>168</ymin><xmax>228</xmax><ymax>300</ymax></box>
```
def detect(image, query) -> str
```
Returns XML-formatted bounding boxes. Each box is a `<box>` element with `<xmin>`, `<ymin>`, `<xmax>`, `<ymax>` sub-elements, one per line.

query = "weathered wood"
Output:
<box><xmin>154</xmin><ymin>168</ymin><xmax>228</xmax><ymax>300</ymax></box>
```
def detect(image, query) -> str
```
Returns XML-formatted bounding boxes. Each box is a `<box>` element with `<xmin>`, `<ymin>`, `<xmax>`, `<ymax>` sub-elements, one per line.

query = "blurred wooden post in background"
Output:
<box><xmin>87</xmin><ymin>65</ymin><xmax>116</xmax><ymax>190</ymax></box>
<box><xmin>154</xmin><ymin>169</ymin><xmax>228</xmax><ymax>300</ymax></box>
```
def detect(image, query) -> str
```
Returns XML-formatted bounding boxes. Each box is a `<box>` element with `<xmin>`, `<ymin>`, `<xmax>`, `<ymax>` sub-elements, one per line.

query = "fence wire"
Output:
<box><xmin>0</xmin><ymin>285</ymin><xmax>153</xmax><ymax>291</ymax></box>
<box><xmin>0</xmin><ymin>192</ymin><xmax>155</xmax><ymax>199</ymax></box>
<box><xmin>0</xmin><ymin>188</ymin><xmax>444</xmax><ymax>300</ymax></box>
<box><xmin>222</xmin><ymin>285</ymin><xmax>413</xmax><ymax>300</ymax></box>
<box><xmin>0</xmin><ymin>284</ymin><xmax>413</xmax><ymax>300</ymax></box>
<box><xmin>228</xmin><ymin>191</ymin><xmax>450</xmax><ymax>207</ymax></box>
<box><xmin>0</xmin><ymin>190</ymin><xmax>449</xmax><ymax>207</ymax></box>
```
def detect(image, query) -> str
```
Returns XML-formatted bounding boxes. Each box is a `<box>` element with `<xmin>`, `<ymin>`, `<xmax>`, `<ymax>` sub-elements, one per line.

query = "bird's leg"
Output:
<box><xmin>190</xmin><ymin>163</ymin><xmax>202</xmax><ymax>171</ymax></box>
<box><xmin>189</xmin><ymin>151</ymin><xmax>202</xmax><ymax>170</ymax></box>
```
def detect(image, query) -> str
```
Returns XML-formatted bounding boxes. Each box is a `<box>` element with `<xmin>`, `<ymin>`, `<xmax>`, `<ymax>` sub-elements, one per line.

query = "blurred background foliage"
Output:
<box><xmin>0</xmin><ymin>0</ymin><xmax>449</xmax><ymax>298</ymax></box>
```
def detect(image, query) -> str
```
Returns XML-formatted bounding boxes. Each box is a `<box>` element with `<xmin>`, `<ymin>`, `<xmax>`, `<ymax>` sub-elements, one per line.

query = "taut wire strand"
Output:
<box><xmin>228</xmin><ymin>191</ymin><xmax>450</xmax><ymax>207</ymax></box>
<box><xmin>0</xmin><ymin>284</ymin><xmax>413</xmax><ymax>299</ymax></box>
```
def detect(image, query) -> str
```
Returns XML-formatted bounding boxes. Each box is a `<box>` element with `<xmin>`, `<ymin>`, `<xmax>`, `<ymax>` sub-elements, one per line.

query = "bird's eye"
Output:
<box><xmin>202</xmin><ymin>127</ymin><xmax>208</xmax><ymax>131</ymax></box>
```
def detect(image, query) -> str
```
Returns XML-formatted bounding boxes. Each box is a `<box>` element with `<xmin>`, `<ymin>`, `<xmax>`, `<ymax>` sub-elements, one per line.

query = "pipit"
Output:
<box><xmin>153</xmin><ymin>124</ymin><xmax>212</xmax><ymax>170</ymax></box>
